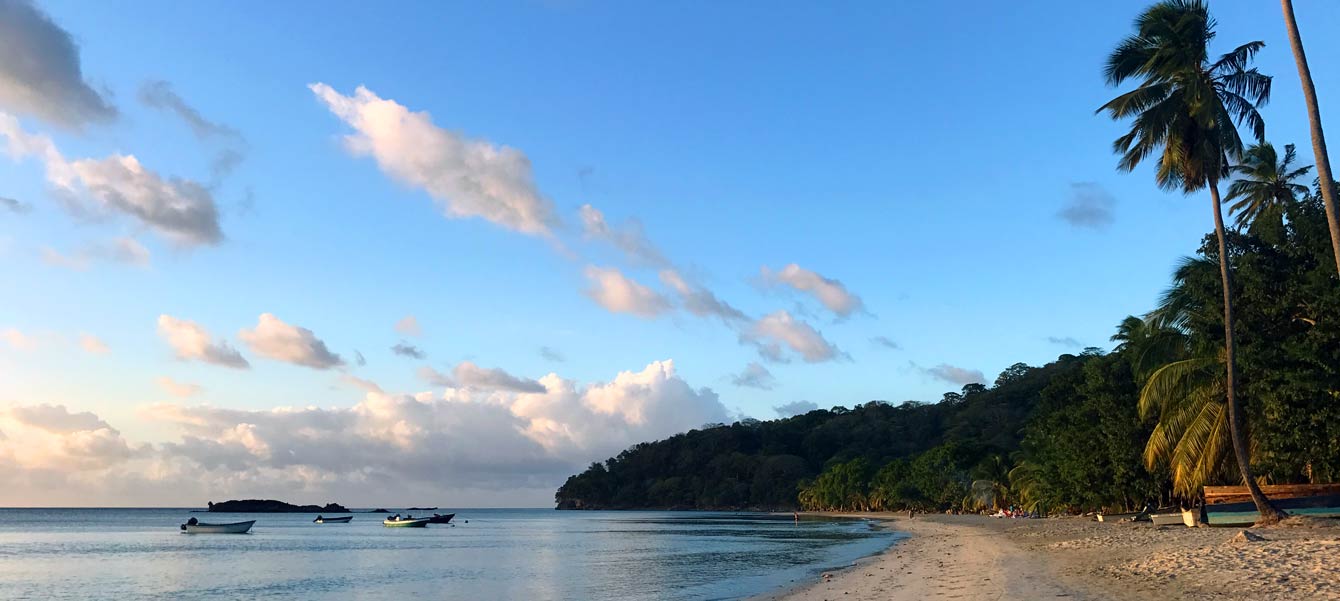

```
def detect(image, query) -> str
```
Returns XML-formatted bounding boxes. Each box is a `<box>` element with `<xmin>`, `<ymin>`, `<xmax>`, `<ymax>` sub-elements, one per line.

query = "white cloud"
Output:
<box><xmin>773</xmin><ymin>400</ymin><xmax>819</xmax><ymax>417</ymax></box>
<box><xmin>310</xmin><ymin>83</ymin><xmax>558</xmax><ymax>235</ymax></box>
<box><xmin>394</xmin><ymin>315</ymin><xmax>421</xmax><ymax>337</ymax></box>
<box><xmin>79</xmin><ymin>333</ymin><xmax>108</xmax><ymax>355</ymax></box>
<box><xmin>659</xmin><ymin>269</ymin><xmax>747</xmax><ymax>323</ymax></box>
<box><xmin>578</xmin><ymin>204</ymin><xmax>668</xmax><ymax>267</ymax></box>
<box><xmin>238</xmin><ymin>313</ymin><xmax>344</xmax><ymax>370</ymax></box>
<box><xmin>760</xmin><ymin>264</ymin><xmax>864</xmax><ymax>318</ymax></box>
<box><xmin>740</xmin><ymin>310</ymin><xmax>843</xmax><ymax>363</ymax></box>
<box><xmin>452</xmin><ymin>361</ymin><xmax>546</xmax><ymax>393</ymax></box>
<box><xmin>155</xmin><ymin>376</ymin><xmax>202</xmax><ymax>398</ymax></box>
<box><xmin>922</xmin><ymin>364</ymin><xmax>985</xmax><ymax>386</ymax></box>
<box><xmin>583</xmin><ymin>266</ymin><xmax>672</xmax><ymax>318</ymax></box>
<box><xmin>730</xmin><ymin>362</ymin><xmax>775</xmax><ymax>390</ymax></box>
<box><xmin>0</xmin><ymin>0</ymin><xmax>116</xmax><ymax>128</ymax></box>
<box><xmin>0</xmin><ymin>115</ymin><xmax>223</xmax><ymax>246</ymax></box>
<box><xmin>0</xmin><ymin>360</ymin><xmax>730</xmax><ymax>505</ymax></box>
<box><xmin>156</xmin><ymin>315</ymin><xmax>249</xmax><ymax>369</ymax></box>
<box><xmin>417</xmin><ymin>365</ymin><xmax>454</xmax><ymax>387</ymax></box>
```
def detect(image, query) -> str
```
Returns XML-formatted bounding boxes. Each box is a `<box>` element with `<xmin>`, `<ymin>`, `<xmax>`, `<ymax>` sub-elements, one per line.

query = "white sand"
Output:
<box><xmin>759</xmin><ymin>513</ymin><xmax>1340</xmax><ymax>601</ymax></box>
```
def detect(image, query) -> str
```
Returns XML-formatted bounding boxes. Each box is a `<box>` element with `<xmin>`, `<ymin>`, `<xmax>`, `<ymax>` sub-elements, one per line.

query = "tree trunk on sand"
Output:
<box><xmin>1282</xmin><ymin>0</ymin><xmax>1340</xmax><ymax>277</ymax></box>
<box><xmin>1210</xmin><ymin>183</ymin><xmax>1288</xmax><ymax>525</ymax></box>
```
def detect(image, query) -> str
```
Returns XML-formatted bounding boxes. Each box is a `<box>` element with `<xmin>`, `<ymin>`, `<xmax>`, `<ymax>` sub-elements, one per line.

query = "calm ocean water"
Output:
<box><xmin>0</xmin><ymin>509</ymin><xmax>900</xmax><ymax>600</ymax></box>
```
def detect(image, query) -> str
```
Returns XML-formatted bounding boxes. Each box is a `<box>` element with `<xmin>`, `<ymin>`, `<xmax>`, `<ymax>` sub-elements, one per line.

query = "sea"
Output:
<box><xmin>0</xmin><ymin>509</ymin><xmax>901</xmax><ymax>600</ymax></box>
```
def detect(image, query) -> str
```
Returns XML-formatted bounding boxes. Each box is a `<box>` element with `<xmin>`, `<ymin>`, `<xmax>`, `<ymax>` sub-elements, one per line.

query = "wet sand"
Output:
<box><xmin>758</xmin><ymin>513</ymin><xmax>1340</xmax><ymax>601</ymax></box>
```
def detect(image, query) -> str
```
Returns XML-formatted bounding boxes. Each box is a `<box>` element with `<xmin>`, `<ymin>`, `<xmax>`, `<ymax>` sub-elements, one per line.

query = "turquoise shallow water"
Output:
<box><xmin>0</xmin><ymin>509</ymin><xmax>900</xmax><ymax>600</ymax></box>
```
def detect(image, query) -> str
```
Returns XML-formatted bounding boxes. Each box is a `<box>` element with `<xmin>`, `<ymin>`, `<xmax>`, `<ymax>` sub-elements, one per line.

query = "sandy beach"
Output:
<box><xmin>759</xmin><ymin>513</ymin><xmax>1340</xmax><ymax>601</ymax></box>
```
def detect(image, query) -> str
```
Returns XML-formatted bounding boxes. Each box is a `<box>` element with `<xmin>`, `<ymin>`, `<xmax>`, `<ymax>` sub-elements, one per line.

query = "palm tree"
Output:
<box><xmin>1225</xmin><ymin>142</ymin><xmax>1312</xmax><ymax>230</ymax></box>
<box><xmin>1099</xmin><ymin>0</ymin><xmax>1286</xmax><ymax>523</ymax></box>
<box><xmin>1280</xmin><ymin>0</ymin><xmax>1340</xmax><ymax>276</ymax></box>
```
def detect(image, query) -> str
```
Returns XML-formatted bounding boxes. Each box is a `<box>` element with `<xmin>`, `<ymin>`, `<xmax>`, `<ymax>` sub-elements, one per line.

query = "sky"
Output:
<box><xmin>1</xmin><ymin>0</ymin><xmax>1337</xmax><ymax>507</ymax></box>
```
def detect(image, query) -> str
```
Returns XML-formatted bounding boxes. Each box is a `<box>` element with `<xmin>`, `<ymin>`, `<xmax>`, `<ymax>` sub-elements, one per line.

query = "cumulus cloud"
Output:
<box><xmin>730</xmin><ymin>362</ymin><xmax>775</xmax><ymax>390</ymax></box>
<box><xmin>238</xmin><ymin>313</ymin><xmax>343</xmax><ymax>370</ymax></box>
<box><xmin>417</xmin><ymin>365</ymin><xmax>455</xmax><ymax>387</ymax></box>
<box><xmin>579</xmin><ymin>204</ymin><xmax>668</xmax><ymax>267</ymax></box>
<box><xmin>1</xmin><ymin>196</ymin><xmax>30</xmax><ymax>214</ymax></box>
<box><xmin>41</xmin><ymin>237</ymin><xmax>151</xmax><ymax>270</ymax></box>
<box><xmin>394</xmin><ymin>315</ymin><xmax>421</xmax><ymax>337</ymax></box>
<box><xmin>773</xmin><ymin>400</ymin><xmax>819</xmax><ymax>417</ymax></box>
<box><xmin>538</xmin><ymin>346</ymin><xmax>564</xmax><ymax>362</ymax></box>
<box><xmin>0</xmin><ymin>115</ymin><xmax>223</xmax><ymax>245</ymax></box>
<box><xmin>79</xmin><ymin>333</ymin><xmax>108</xmax><ymax>355</ymax></box>
<box><xmin>583</xmin><ymin>266</ymin><xmax>671</xmax><ymax>318</ymax></box>
<box><xmin>760</xmin><ymin>264</ymin><xmax>864</xmax><ymax>318</ymax></box>
<box><xmin>310</xmin><ymin>83</ymin><xmax>558</xmax><ymax>235</ymax></box>
<box><xmin>155</xmin><ymin>376</ymin><xmax>202</xmax><ymax>398</ymax></box>
<box><xmin>8</xmin><ymin>403</ymin><xmax>109</xmax><ymax>433</ymax></box>
<box><xmin>1058</xmin><ymin>182</ymin><xmax>1115</xmax><ymax>229</ymax></box>
<box><xmin>157</xmin><ymin>315</ymin><xmax>249</xmax><ymax>369</ymax></box>
<box><xmin>452</xmin><ymin>361</ymin><xmax>546</xmax><ymax>393</ymax></box>
<box><xmin>922</xmin><ymin>363</ymin><xmax>985</xmax><ymax>386</ymax></box>
<box><xmin>390</xmin><ymin>341</ymin><xmax>426</xmax><ymax>360</ymax></box>
<box><xmin>740</xmin><ymin>310</ymin><xmax>843</xmax><ymax>363</ymax></box>
<box><xmin>0</xmin><ymin>360</ymin><xmax>732</xmax><ymax>505</ymax></box>
<box><xmin>659</xmin><ymin>269</ymin><xmax>747</xmax><ymax>323</ymax></box>
<box><xmin>1047</xmin><ymin>336</ymin><xmax>1082</xmax><ymax>348</ymax></box>
<box><xmin>0</xmin><ymin>0</ymin><xmax>116</xmax><ymax>128</ymax></box>
<box><xmin>870</xmin><ymin>336</ymin><xmax>900</xmax><ymax>350</ymax></box>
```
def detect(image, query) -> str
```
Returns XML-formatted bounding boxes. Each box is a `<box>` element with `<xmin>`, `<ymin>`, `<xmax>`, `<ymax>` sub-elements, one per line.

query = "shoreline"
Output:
<box><xmin>756</xmin><ymin>513</ymin><xmax>1340</xmax><ymax>601</ymax></box>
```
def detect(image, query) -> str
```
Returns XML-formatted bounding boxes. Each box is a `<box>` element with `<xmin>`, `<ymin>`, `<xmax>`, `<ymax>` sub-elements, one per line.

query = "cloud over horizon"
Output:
<box><xmin>761</xmin><ymin>264</ymin><xmax>864</xmax><ymax>318</ymax></box>
<box><xmin>741</xmin><ymin>310</ymin><xmax>843</xmax><ymax>363</ymax></box>
<box><xmin>239</xmin><ymin>313</ymin><xmax>344</xmax><ymax>370</ymax></box>
<box><xmin>157</xmin><ymin>315</ymin><xmax>249</xmax><ymax>369</ymax></box>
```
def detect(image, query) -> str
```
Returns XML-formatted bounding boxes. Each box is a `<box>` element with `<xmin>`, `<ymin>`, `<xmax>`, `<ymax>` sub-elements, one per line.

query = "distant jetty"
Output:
<box><xmin>207</xmin><ymin>499</ymin><xmax>350</xmax><ymax>513</ymax></box>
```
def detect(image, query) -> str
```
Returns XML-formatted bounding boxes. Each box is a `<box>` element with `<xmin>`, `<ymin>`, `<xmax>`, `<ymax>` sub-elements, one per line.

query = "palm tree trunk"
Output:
<box><xmin>1210</xmin><ymin>183</ymin><xmax>1287</xmax><ymax>525</ymax></box>
<box><xmin>1282</xmin><ymin>0</ymin><xmax>1340</xmax><ymax>277</ymax></box>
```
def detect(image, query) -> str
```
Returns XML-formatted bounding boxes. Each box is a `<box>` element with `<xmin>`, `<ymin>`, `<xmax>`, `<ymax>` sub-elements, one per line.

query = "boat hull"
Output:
<box><xmin>1203</xmin><ymin>494</ymin><xmax>1340</xmax><ymax>526</ymax></box>
<box><xmin>183</xmin><ymin>520</ymin><xmax>255</xmax><ymax>534</ymax></box>
<box><xmin>314</xmin><ymin>516</ymin><xmax>353</xmax><ymax>524</ymax></box>
<box><xmin>426</xmin><ymin>513</ymin><xmax>455</xmax><ymax>524</ymax></box>
<box><xmin>1150</xmin><ymin>512</ymin><xmax>1186</xmax><ymax>527</ymax></box>
<box><xmin>382</xmin><ymin>518</ymin><xmax>430</xmax><ymax>528</ymax></box>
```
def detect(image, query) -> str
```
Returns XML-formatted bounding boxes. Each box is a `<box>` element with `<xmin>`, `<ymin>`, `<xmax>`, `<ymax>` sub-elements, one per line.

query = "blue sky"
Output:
<box><xmin>1</xmin><ymin>0</ymin><xmax>1337</xmax><ymax>506</ymax></box>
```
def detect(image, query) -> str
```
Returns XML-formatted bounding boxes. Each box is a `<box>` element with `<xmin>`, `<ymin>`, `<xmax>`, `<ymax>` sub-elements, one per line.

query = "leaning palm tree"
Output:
<box><xmin>1280</xmin><ymin>0</ymin><xmax>1340</xmax><ymax>276</ymax></box>
<box><xmin>1099</xmin><ymin>0</ymin><xmax>1285</xmax><ymax>523</ymax></box>
<box><xmin>1225</xmin><ymin>142</ymin><xmax>1312</xmax><ymax>230</ymax></box>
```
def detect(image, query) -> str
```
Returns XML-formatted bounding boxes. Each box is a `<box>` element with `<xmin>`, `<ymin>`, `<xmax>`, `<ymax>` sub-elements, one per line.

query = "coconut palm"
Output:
<box><xmin>1099</xmin><ymin>0</ymin><xmax>1285</xmax><ymax>522</ymax></box>
<box><xmin>1225</xmin><ymin>142</ymin><xmax>1312</xmax><ymax>230</ymax></box>
<box><xmin>1280</xmin><ymin>0</ymin><xmax>1340</xmax><ymax>276</ymax></box>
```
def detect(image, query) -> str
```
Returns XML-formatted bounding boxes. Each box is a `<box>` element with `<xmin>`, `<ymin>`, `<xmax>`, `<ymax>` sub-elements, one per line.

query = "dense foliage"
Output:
<box><xmin>556</xmin><ymin>188</ymin><xmax>1340</xmax><ymax>514</ymax></box>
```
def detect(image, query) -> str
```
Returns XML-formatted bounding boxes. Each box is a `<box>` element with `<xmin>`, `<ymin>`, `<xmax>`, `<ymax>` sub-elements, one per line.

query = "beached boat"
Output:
<box><xmin>314</xmin><ymin>515</ymin><xmax>353</xmax><ymax>524</ymax></box>
<box><xmin>425</xmin><ymin>513</ymin><xmax>455</xmax><ymax>524</ymax></box>
<box><xmin>1201</xmin><ymin>494</ymin><xmax>1340</xmax><ymax>526</ymax></box>
<box><xmin>181</xmin><ymin>519</ymin><xmax>255</xmax><ymax>534</ymax></box>
<box><xmin>1096</xmin><ymin>511</ymin><xmax>1145</xmax><ymax>523</ymax></box>
<box><xmin>383</xmin><ymin>517</ymin><xmax>430</xmax><ymax>528</ymax></box>
<box><xmin>1149</xmin><ymin>509</ymin><xmax>1188</xmax><ymax>527</ymax></box>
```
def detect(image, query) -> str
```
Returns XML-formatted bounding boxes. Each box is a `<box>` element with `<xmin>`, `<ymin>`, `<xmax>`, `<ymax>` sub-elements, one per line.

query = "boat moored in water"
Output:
<box><xmin>314</xmin><ymin>515</ymin><xmax>353</xmax><ymax>523</ymax></box>
<box><xmin>180</xmin><ymin>518</ymin><xmax>255</xmax><ymax>534</ymax></box>
<box><xmin>383</xmin><ymin>515</ymin><xmax>430</xmax><ymax>528</ymax></box>
<box><xmin>425</xmin><ymin>513</ymin><xmax>455</xmax><ymax>524</ymax></box>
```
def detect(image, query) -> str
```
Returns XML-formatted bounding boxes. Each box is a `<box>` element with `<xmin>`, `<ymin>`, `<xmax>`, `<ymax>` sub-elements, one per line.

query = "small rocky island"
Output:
<box><xmin>207</xmin><ymin>499</ymin><xmax>350</xmax><ymax>513</ymax></box>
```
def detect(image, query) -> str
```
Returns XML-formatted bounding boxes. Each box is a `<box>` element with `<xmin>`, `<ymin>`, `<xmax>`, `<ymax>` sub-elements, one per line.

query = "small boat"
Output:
<box><xmin>383</xmin><ymin>516</ymin><xmax>430</xmax><ymax>528</ymax></box>
<box><xmin>407</xmin><ymin>507</ymin><xmax>437</xmax><ymax>511</ymax></box>
<box><xmin>426</xmin><ymin>513</ymin><xmax>455</xmax><ymax>524</ymax></box>
<box><xmin>314</xmin><ymin>515</ymin><xmax>353</xmax><ymax>524</ymax></box>
<box><xmin>181</xmin><ymin>519</ymin><xmax>255</xmax><ymax>534</ymax></box>
<box><xmin>1201</xmin><ymin>494</ymin><xmax>1340</xmax><ymax>526</ymax></box>
<box><xmin>1149</xmin><ymin>508</ymin><xmax>1188</xmax><ymax>527</ymax></box>
<box><xmin>1096</xmin><ymin>511</ymin><xmax>1145</xmax><ymax>523</ymax></box>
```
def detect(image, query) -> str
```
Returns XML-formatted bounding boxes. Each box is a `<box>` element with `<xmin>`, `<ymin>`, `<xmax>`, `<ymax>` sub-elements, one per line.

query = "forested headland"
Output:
<box><xmin>555</xmin><ymin>186</ymin><xmax>1340</xmax><ymax>514</ymax></box>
